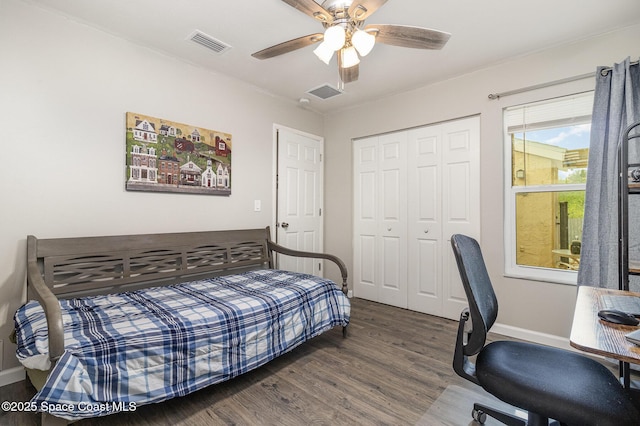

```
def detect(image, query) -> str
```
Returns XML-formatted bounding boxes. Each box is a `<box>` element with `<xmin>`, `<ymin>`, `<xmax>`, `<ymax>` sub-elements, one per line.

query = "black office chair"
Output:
<box><xmin>450</xmin><ymin>234</ymin><xmax>640</xmax><ymax>426</ymax></box>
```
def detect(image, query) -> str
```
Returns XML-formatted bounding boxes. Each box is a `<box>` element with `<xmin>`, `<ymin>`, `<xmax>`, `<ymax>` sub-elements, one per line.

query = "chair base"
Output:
<box><xmin>472</xmin><ymin>403</ymin><xmax>561</xmax><ymax>426</ymax></box>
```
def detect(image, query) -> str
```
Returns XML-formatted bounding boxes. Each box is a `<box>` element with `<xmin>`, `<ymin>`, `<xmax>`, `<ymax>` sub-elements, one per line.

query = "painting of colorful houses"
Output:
<box><xmin>125</xmin><ymin>112</ymin><xmax>232</xmax><ymax>195</ymax></box>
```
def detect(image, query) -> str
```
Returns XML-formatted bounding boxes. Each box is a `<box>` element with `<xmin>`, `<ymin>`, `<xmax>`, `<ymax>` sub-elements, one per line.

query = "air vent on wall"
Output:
<box><xmin>306</xmin><ymin>84</ymin><xmax>343</xmax><ymax>100</ymax></box>
<box><xmin>188</xmin><ymin>30</ymin><xmax>232</xmax><ymax>54</ymax></box>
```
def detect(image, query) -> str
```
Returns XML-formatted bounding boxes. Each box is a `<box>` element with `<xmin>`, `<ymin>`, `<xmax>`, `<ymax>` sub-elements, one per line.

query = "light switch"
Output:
<box><xmin>254</xmin><ymin>200</ymin><xmax>261</xmax><ymax>212</ymax></box>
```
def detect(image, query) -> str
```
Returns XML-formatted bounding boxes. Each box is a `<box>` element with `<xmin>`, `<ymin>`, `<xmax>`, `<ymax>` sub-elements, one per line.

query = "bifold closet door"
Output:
<box><xmin>407</xmin><ymin>125</ymin><xmax>443</xmax><ymax>315</ymax></box>
<box><xmin>352</xmin><ymin>133</ymin><xmax>407</xmax><ymax>308</ymax></box>
<box><xmin>353</xmin><ymin>116</ymin><xmax>479</xmax><ymax>318</ymax></box>
<box><xmin>353</xmin><ymin>136</ymin><xmax>379</xmax><ymax>302</ymax></box>
<box><xmin>440</xmin><ymin>117</ymin><xmax>481</xmax><ymax>319</ymax></box>
<box><xmin>377</xmin><ymin>132</ymin><xmax>408</xmax><ymax>308</ymax></box>
<box><xmin>406</xmin><ymin>116</ymin><xmax>480</xmax><ymax>317</ymax></box>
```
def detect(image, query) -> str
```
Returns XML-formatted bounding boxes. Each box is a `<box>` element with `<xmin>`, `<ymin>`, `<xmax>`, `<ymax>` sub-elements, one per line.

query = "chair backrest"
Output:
<box><xmin>450</xmin><ymin>234</ymin><xmax>498</xmax><ymax>356</ymax></box>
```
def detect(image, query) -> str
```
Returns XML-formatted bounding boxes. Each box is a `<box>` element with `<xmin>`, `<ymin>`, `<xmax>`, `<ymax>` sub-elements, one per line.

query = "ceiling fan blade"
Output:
<box><xmin>348</xmin><ymin>0</ymin><xmax>388</xmax><ymax>22</ymax></box>
<box><xmin>281</xmin><ymin>0</ymin><xmax>333</xmax><ymax>23</ymax></box>
<box><xmin>252</xmin><ymin>33</ymin><xmax>323</xmax><ymax>60</ymax></box>
<box><xmin>365</xmin><ymin>24</ymin><xmax>451</xmax><ymax>49</ymax></box>
<box><xmin>337</xmin><ymin>54</ymin><xmax>359</xmax><ymax>83</ymax></box>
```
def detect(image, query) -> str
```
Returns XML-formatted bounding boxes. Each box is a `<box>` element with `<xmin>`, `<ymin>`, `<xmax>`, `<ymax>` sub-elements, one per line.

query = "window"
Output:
<box><xmin>504</xmin><ymin>91</ymin><xmax>594</xmax><ymax>284</ymax></box>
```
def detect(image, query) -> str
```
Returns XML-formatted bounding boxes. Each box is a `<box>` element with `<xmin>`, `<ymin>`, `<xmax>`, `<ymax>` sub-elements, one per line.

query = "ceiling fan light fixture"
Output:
<box><xmin>252</xmin><ymin>0</ymin><xmax>451</xmax><ymax>85</ymax></box>
<box><xmin>323</xmin><ymin>25</ymin><xmax>346</xmax><ymax>51</ymax></box>
<box><xmin>340</xmin><ymin>46</ymin><xmax>360</xmax><ymax>68</ymax></box>
<box><xmin>351</xmin><ymin>29</ymin><xmax>375</xmax><ymax>56</ymax></box>
<box><xmin>313</xmin><ymin>41</ymin><xmax>334</xmax><ymax>64</ymax></box>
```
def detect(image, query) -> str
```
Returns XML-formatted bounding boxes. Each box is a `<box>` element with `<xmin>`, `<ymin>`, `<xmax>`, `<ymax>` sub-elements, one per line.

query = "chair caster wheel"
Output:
<box><xmin>472</xmin><ymin>408</ymin><xmax>487</xmax><ymax>424</ymax></box>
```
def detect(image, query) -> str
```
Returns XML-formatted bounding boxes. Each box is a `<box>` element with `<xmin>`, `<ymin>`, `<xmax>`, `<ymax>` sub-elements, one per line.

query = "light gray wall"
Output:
<box><xmin>323</xmin><ymin>23</ymin><xmax>640</xmax><ymax>340</ymax></box>
<box><xmin>0</xmin><ymin>0</ymin><xmax>323</xmax><ymax>371</ymax></box>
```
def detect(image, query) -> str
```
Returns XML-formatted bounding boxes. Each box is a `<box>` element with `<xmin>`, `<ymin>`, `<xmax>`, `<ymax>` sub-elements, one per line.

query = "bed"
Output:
<box><xmin>13</xmin><ymin>227</ymin><xmax>350</xmax><ymax>425</ymax></box>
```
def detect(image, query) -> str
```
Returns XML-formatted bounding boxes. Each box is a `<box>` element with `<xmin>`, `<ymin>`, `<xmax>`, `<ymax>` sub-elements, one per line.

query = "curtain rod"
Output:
<box><xmin>488</xmin><ymin>60</ymin><xmax>639</xmax><ymax>100</ymax></box>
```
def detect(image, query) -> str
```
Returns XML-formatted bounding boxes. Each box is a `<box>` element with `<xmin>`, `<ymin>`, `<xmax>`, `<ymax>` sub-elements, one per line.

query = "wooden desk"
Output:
<box><xmin>570</xmin><ymin>286</ymin><xmax>640</xmax><ymax>365</ymax></box>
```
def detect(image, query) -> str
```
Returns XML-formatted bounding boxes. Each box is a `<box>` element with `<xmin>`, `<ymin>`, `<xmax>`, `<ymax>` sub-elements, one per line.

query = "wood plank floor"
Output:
<box><xmin>0</xmin><ymin>298</ymin><xmax>492</xmax><ymax>426</ymax></box>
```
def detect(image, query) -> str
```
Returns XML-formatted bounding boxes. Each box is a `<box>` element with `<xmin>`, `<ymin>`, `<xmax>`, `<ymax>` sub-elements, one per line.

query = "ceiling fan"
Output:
<box><xmin>252</xmin><ymin>0</ymin><xmax>451</xmax><ymax>84</ymax></box>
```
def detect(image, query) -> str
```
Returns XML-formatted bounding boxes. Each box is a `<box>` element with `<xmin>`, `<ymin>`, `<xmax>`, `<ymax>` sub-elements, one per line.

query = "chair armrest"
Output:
<box><xmin>266</xmin><ymin>240</ymin><xmax>348</xmax><ymax>295</ymax></box>
<box><xmin>453</xmin><ymin>309</ymin><xmax>480</xmax><ymax>385</ymax></box>
<box><xmin>27</xmin><ymin>260</ymin><xmax>64</xmax><ymax>363</ymax></box>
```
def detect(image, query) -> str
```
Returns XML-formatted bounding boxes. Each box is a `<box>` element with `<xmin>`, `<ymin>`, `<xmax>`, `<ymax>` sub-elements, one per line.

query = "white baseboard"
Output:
<box><xmin>0</xmin><ymin>366</ymin><xmax>26</xmax><ymax>387</ymax></box>
<box><xmin>491</xmin><ymin>322</ymin><xmax>576</xmax><ymax>352</ymax></box>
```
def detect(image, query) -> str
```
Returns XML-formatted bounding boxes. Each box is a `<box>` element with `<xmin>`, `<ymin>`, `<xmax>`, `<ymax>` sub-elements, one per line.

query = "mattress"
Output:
<box><xmin>14</xmin><ymin>269</ymin><xmax>350</xmax><ymax>420</ymax></box>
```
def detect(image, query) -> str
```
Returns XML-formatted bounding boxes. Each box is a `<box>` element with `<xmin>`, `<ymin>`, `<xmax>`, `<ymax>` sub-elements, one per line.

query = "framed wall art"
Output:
<box><xmin>125</xmin><ymin>112</ymin><xmax>232</xmax><ymax>196</ymax></box>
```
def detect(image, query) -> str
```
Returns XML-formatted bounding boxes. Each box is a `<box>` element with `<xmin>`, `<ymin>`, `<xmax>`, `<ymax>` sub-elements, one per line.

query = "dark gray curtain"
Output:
<box><xmin>578</xmin><ymin>57</ymin><xmax>640</xmax><ymax>289</ymax></box>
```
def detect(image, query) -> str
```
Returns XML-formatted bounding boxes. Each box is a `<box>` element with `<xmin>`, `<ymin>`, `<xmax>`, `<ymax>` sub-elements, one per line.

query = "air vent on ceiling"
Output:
<box><xmin>188</xmin><ymin>30</ymin><xmax>232</xmax><ymax>54</ymax></box>
<box><xmin>306</xmin><ymin>84</ymin><xmax>343</xmax><ymax>100</ymax></box>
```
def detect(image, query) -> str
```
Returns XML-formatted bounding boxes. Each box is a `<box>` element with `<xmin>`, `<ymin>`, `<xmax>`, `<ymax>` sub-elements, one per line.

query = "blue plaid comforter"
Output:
<box><xmin>14</xmin><ymin>269</ymin><xmax>350</xmax><ymax>420</ymax></box>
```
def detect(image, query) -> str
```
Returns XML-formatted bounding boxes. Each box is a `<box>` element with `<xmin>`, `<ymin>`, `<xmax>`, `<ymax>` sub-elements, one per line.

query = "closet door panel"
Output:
<box><xmin>382</xmin><ymin>169</ymin><xmax>402</xmax><ymax>220</ymax></box>
<box><xmin>408</xmin><ymin>126</ymin><xmax>442</xmax><ymax>314</ymax></box>
<box><xmin>415</xmin><ymin>238</ymin><xmax>439</xmax><ymax>293</ymax></box>
<box><xmin>441</xmin><ymin>116</ymin><xmax>481</xmax><ymax>319</ymax></box>
<box><xmin>353</xmin><ymin>137</ymin><xmax>380</xmax><ymax>301</ymax></box>
<box><xmin>446</xmin><ymin>162</ymin><xmax>470</xmax><ymax>223</ymax></box>
<box><xmin>418</xmin><ymin>166</ymin><xmax>438</xmax><ymax>222</ymax></box>
<box><xmin>382</xmin><ymin>235</ymin><xmax>402</xmax><ymax>287</ymax></box>
<box><xmin>377</xmin><ymin>133</ymin><xmax>408</xmax><ymax>308</ymax></box>
<box><xmin>355</xmin><ymin>234</ymin><xmax>377</xmax><ymax>294</ymax></box>
<box><xmin>442</xmin><ymin>118</ymin><xmax>479</xmax><ymax>237</ymax></box>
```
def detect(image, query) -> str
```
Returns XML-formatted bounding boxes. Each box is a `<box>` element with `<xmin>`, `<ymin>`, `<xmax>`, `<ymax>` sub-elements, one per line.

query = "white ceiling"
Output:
<box><xmin>26</xmin><ymin>0</ymin><xmax>640</xmax><ymax>113</ymax></box>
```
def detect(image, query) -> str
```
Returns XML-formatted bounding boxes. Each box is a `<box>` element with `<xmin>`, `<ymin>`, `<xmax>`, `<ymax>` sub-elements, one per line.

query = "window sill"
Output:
<box><xmin>504</xmin><ymin>268</ymin><xmax>578</xmax><ymax>286</ymax></box>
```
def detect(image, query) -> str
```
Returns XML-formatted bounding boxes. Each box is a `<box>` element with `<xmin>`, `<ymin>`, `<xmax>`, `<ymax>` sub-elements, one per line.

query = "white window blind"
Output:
<box><xmin>505</xmin><ymin>92</ymin><xmax>594</xmax><ymax>134</ymax></box>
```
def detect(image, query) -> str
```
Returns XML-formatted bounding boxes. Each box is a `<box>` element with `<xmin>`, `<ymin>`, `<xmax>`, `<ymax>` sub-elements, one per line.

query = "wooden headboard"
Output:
<box><xmin>27</xmin><ymin>227</ymin><xmax>275</xmax><ymax>300</ymax></box>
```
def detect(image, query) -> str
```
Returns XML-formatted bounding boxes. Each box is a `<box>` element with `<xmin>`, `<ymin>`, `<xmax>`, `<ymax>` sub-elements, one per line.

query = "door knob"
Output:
<box><xmin>281</xmin><ymin>222</ymin><xmax>289</xmax><ymax>229</ymax></box>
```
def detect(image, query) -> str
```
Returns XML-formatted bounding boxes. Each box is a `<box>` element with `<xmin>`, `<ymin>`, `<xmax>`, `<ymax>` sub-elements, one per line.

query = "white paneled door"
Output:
<box><xmin>377</xmin><ymin>132</ymin><xmax>408</xmax><ymax>308</ymax></box>
<box><xmin>353</xmin><ymin>133</ymin><xmax>408</xmax><ymax>308</ymax></box>
<box><xmin>353</xmin><ymin>116</ymin><xmax>480</xmax><ymax>319</ymax></box>
<box><xmin>353</xmin><ymin>136</ymin><xmax>379</xmax><ymax>302</ymax></box>
<box><xmin>407</xmin><ymin>124</ymin><xmax>443</xmax><ymax>315</ymax></box>
<box><xmin>440</xmin><ymin>118</ymin><xmax>481</xmax><ymax>319</ymax></box>
<box><xmin>276</xmin><ymin>127</ymin><xmax>324</xmax><ymax>276</ymax></box>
